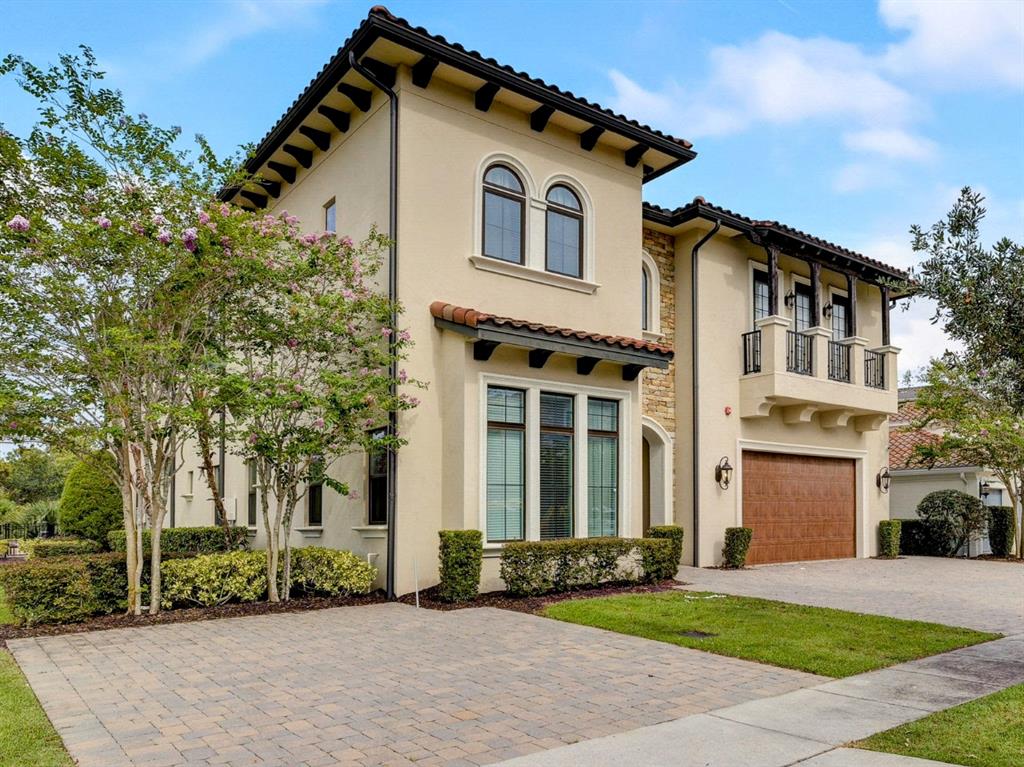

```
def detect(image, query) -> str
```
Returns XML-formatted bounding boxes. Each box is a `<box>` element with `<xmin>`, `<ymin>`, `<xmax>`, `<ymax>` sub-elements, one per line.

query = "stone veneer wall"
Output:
<box><xmin>642</xmin><ymin>228</ymin><xmax>676</xmax><ymax>433</ymax></box>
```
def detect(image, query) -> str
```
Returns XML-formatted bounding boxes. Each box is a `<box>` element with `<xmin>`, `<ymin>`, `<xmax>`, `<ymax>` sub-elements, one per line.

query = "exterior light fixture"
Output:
<box><xmin>979</xmin><ymin>480</ymin><xmax>991</xmax><ymax>499</ymax></box>
<box><xmin>715</xmin><ymin>456</ymin><xmax>734</xmax><ymax>489</ymax></box>
<box><xmin>784</xmin><ymin>290</ymin><xmax>796</xmax><ymax>308</ymax></box>
<box><xmin>822</xmin><ymin>302</ymin><xmax>834</xmax><ymax>319</ymax></box>
<box><xmin>876</xmin><ymin>467</ymin><xmax>891</xmax><ymax>493</ymax></box>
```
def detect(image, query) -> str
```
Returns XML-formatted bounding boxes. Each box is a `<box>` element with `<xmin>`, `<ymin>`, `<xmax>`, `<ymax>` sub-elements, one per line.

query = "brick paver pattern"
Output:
<box><xmin>9</xmin><ymin>604</ymin><xmax>822</xmax><ymax>767</ymax></box>
<box><xmin>677</xmin><ymin>556</ymin><xmax>1024</xmax><ymax>634</ymax></box>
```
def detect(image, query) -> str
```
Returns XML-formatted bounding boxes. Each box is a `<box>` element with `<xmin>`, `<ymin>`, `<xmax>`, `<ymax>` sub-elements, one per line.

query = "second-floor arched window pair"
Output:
<box><xmin>482</xmin><ymin>164</ymin><xmax>584</xmax><ymax>279</ymax></box>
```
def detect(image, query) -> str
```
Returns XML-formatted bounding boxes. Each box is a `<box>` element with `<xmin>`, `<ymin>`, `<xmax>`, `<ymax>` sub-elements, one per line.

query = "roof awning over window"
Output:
<box><xmin>430</xmin><ymin>301</ymin><xmax>673</xmax><ymax>381</ymax></box>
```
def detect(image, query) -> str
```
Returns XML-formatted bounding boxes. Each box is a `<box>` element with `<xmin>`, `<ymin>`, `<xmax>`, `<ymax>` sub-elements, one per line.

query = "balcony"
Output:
<box><xmin>739</xmin><ymin>315</ymin><xmax>899</xmax><ymax>431</ymax></box>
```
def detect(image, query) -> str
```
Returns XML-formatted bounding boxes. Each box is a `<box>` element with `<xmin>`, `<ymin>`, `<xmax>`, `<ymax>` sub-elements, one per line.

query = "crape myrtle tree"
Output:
<box><xmin>905</xmin><ymin>188</ymin><xmax>1024</xmax><ymax>557</ymax></box>
<box><xmin>213</xmin><ymin>219</ymin><xmax>421</xmax><ymax>602</ymax></box>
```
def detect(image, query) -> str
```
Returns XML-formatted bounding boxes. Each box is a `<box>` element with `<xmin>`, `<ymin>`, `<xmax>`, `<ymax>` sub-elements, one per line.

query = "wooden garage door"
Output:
<box><xmin>742</xmin><ymin>452</ymin><xmax>856</xmax><ymax>565</ymax></box>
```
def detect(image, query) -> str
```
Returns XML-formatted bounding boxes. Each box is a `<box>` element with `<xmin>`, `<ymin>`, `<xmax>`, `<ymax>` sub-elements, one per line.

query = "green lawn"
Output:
<box><xmin>0</xmin><ymin>650</ymin><xmax>72</xmax><ymax>767</ymax></box>
<box><xmin>857</xmin><ymin>683</ymin><xmax>1024</xmax><ymax>767</ymax></box>
<box><xmin>543</xmin><ymin>591</ymin><xmax>999</xmax><ymax>678</ymax></box>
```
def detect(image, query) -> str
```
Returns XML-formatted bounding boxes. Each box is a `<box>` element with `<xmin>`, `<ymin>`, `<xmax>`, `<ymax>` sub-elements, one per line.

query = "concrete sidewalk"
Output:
<box><xmin>496</xmin><ymin>634</ymin><xmax>1024</xmax><ymax>767</ymax></box>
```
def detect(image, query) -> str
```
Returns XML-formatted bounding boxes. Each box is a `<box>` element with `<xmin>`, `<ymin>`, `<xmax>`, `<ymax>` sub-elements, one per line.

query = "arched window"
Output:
<box><xmin>482</xmin><ymin>164</ymin><xmax>525</xmax><ymax>264</ymax></box>
<box><xmin>642</xmin><ymin>265</ymin><xmax>651</xmax><ymax>331</ymax></box>
<box><xmin>545</xmin><ymin>184</ymin><xmax>583</xmax><ymax>278</ymax></box>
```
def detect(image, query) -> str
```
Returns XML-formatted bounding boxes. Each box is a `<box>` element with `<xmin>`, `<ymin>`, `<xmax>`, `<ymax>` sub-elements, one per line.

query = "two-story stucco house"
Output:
<box><xmin>171</xmin><ymin>7</ymin><xmax>905</xmax><ymax>596</ymax></box>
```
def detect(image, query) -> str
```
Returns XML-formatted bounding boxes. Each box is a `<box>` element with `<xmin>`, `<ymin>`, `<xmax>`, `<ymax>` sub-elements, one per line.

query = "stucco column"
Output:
<box><xmin>840</xmin><ymin>336</ymin><xmax>869</xmax><ymax>386</ymax></box>
<box><xmin>755</xmin><ymin>315</ymin><xmax>791</xmax><ymax>374</ymax></box>
<box><xmin>803</xmin><ymin>326</ymin><xmax>832</xmax><ymax>380</ymax></box>
<box><xmin>872</xmin><ymin>344</ymin><xmax>902</xmax><ymax>391</ymax></box>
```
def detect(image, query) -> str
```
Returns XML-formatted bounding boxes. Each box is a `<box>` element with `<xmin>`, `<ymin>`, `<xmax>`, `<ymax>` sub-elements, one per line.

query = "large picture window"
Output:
<box><xmin>539</xmin><ymin>392</ymin><xmax>574</xmax><ymax>539</ymax></box>
<box><xmin>545</xmin><ymin>185</ymin><xmax>583</xmax><ymax>278</ymax></box>
<box><xmin>587</xmin><ymin>399</ymin><xmax>618</xmax><ymax>537</ymax></box>
<box><xmin>486</xmin><ymin>387</ymin><xmax>525</xmax><ymax>541</ymax></box>
<box><xmin>482</xmin><ymin>165</ymin><xmax>525</xmax><ymax>264</ymax></box>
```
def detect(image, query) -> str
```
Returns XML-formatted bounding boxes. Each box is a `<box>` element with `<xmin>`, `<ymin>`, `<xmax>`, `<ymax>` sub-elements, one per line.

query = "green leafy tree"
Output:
<box><xmin>59</xmin><ymin>452</ymin><xmax>123</xmax><ymax>544</ymax></box>
<box><xmin>0</xmin><ymin>446</ymin><xmax>70</xmax><ymax>504</ymax></box>
<box><xmin>214</xmin><ymin>223</ymin><xmax>422</xmax><ymax>602</ymax></box>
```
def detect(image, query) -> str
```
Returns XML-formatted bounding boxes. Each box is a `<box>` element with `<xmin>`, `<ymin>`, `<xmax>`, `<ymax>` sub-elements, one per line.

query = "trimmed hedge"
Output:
<box><xmin>646</xmin><ymin>525</ymin><xmax>684</xmax><ymax>569</ymax></box>
<box><xmin>290</xmin><ymin>547</ymin><xmax>376</xmax><ymax>597</ymax></box>
<box><xmin>499</xmin><ymin>537</ymin><xmax>675</xmax><ymax>597</ymax></box>
<box><xmin>988</xmin><ymin>507</ymin><xmax>1014</xmax><ymax>558</ymax></box>
<box><xmin>438</xmin><ymin>530</ymin><xmax>483</xmax><ymax>602</ymax></box>
<box><xmin>723</xmin><ymin>527</ymin><xmax>753</xmax><ymax>568</ymax></box>
<box><xmin>0</xmin><ymin>553</ymin><xmax>126</xmax><ymax>625</ymax></box>
<box><xmin>878</xmin><ymin>520</ymin><xmax>902</xmax><ymax>559</ymax></box>
<box><xmin>29</xmin><ymin>537</ymin><xmax>102</xmax><ymax>558</ymax></box>
<box><xmin>108</xmin><ymin>525</ymin><xmax>249</xmax><ymax>555</ymax></box>
<box><xmin>161</xmin><ymin>550</ymin><xmax>267</xmax><ymax>608</ymax></box>
<box><xmin>58</xmin><ymin>452</ymin><xmax>122</xmax><ymax>544</ymax></box>
<box><xmin>898</xmin><ymin>519</ymin><xmax>947</xmax><ymax>556</ymax></box>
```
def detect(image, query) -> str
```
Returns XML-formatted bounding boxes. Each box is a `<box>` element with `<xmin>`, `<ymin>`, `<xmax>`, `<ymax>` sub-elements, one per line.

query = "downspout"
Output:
<box><xmin>349</xmin><ymin>51</ymin><xmax>400</xmax><ymax>601</ymax></box>
<box><xmin>690</xmin><ymin>220</ymin><xmax>720</xmax><ymax>567</ymax></box>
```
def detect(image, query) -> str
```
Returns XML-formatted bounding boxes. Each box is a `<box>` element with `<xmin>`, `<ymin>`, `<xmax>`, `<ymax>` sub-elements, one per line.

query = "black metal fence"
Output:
<box><xmin>742</xmin><ymin>330</ymin><xmax>761</xmax><ymax>374</ymax></box>
<box><xmin>865</xmin><ymin>349</ymin><xmax>886</xmax><ymax>389</ymax></box>
<box><xmin>786</xmin><ymin>331</ymin><xmax>813</xmax><ymax>376</ymax></box>
<box><xmin>0</xmin><ymin>522</ymin><xmax>52</xmax><ymax>540</ymax></box>
<box><xmin>828</xmin><ymin>341</ymin><xmax>851</xmax><ymax>382</ymax></box>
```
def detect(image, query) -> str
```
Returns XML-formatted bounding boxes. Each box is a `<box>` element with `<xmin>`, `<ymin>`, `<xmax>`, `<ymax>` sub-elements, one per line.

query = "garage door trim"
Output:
<box><xmin>735</xmin><ymin>439</ymin><xmax>867</xmax><ymax>559</ymax></box>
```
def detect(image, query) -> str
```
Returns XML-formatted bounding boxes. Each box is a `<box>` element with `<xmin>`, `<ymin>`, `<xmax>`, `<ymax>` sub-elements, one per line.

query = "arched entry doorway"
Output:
<box><xmin>641</xmin><ymin>417</ymin><xmax>673</xmax><ymax>534</ymax></box>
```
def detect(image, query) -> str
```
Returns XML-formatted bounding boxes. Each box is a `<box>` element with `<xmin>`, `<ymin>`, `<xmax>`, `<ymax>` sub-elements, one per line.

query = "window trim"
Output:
<box><xmin>246</xmin><ymin>460</ymin><xmax>258</xmax><ymax>528</ymax></box>
<box><xmin>749</xmin><ymin>260</ymin><xmax>771</xmax><ymax>330</ymax></box>
<box><xmin>587</xmin><ymin>397</ymin><xmax>619</xmax><ymax>537</ymax></box>
<box><xmin>484</xmin><ymin>389</ymin><xmax>526</xmax><ymax>542</ymax></box>
<box><xmin>481</xmin><ymin>163</ymin><xmax>527</xmax><ymax>266</ymax></box>
<box><xmin>478</xmin><ymin>373</ymin><xmax>631</xmax><ymax>547</ymax></box>
<box><xmin>827</xmin><ymin>285</ymin><xmax>850</xmax><ymax>341</ymax></box>
<box><xmin>366</xmin><ymin>428</ymin><xmax>389</xmax><ymax>527</ymax></box>
<box><xmin>641</xmin><ymin>250</ymin><xmax>662</xmax><ymax>338</ymax></box>
<box><xmin>790</xmin><ymin>273</ymin><xmax>815</xmax><ymax>332</ymax></box>
<box><xmin>323</xmin><ymin>197</ymin><xmax>336</xmax><ymax>233</ymax></box>
<box><xmin>539</xmin><ymin>391</ymin><xmax>575</xmax><ymax>540</ymax></box>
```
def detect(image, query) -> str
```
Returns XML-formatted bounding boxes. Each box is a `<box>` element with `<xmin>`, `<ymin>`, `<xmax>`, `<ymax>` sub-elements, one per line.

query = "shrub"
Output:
<box><xmin>987</xmin><ymin>507</ymin><xmax>1014</xmax><ymax>558</ymax></box>
<box><xmin>637</xmin><ymin>538</ymin><xmax>677</xmax><ymax>581</ymax></box>
<box><xmin>499</xmin><ymin>537</ymin><xmax>673</xmax><ymax>597</ymax></box>
<box><xmin>916</xmin><ymin>490</ymin><xmax>987</xmax><ymax>556</ymax></box>
<box><xmin>58</xmin><ymin>452</ymin><xmax>122</xmax><ymax>544</ymax></box>
<box><xmin>290</xmin><ymin>547</ymin><xmax>376</xmax><ymax>597</ymax></box>
<box><xmin>646</xmin><ymin>525</ymin><xmax>684</xmax><ymax>569</ymax></box>
<box><xmin>878</xmin><ymin>520</ymin><xmax>902</xmax><ymax>559</ymax></box>
<box><xmin>722</xmin><ymin>527</ymin><xmax>753</xmax><ymax>568</ymax></box>
<box><xmin>437</xmin><ymin>530</ymin><xmax>483</xmax><ymax>602</ymax></box>
<box><xmin>29</xmin><ymin>537</ymin><xmax>101</xmax><ymax>558</ymax></box>
<box><xmin>108</xmin><ymin>525</ymin><xmax>248</xmax><ymax>555</ymax></box>
<box><xmin>161</xmin><ymin>550</ymin><xmax>267</xmax><ymax>608</ymax></box>
<box><xmin>0</xmin><ymin>553</ymin><xmax>126</xmax><ymax>625</ymax></box>
<box><xmin>898</xmin><ymin>519</ymin><xmax>948</xmax><ymax>556</ymax></box>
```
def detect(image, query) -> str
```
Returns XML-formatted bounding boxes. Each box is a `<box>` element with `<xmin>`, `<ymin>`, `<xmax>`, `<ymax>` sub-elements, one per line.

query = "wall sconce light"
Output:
<box><xmin>876</xmin><ymin>467</ymin><xmax>891</xmax><ymax>493</ymax></box>
<box><xmin>715</xmin><ymin>456</ymin><xmax>734</xmax><ymax>489</ymax></box>
<box><xmin>784</xmin><ymin>290</ymin><xmax>796</xmax><ymax>308</ymax></box>
<box><xmin>822</xmin><ymin>302</ymin><xmax>834</xmax><ymax>319</ymax></box>
<box><xmin>979</xmin><ymin>480</ymin><xmax>991</xmax><ymax>499</ymax></box>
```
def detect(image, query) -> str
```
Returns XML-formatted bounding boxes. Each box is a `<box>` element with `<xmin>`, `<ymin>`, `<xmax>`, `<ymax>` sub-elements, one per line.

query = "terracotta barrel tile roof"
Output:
<box><xmin>429</xmin><ymin>301</ymin><xmax>673</xmax><ymax>357</ymax></box>
<box><xmin>889</xmin><ymin>427</ymin><xmax>974</xmax><ymax>470</ymax></box>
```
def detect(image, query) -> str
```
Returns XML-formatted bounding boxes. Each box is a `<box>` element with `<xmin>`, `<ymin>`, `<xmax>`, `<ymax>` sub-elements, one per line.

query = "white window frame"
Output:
<box><xmin>469</xmin><ymin>154</ymin><xmax>600</xmax><ymax>294</ymax></box>
<box><xmin>479</xmin><ymin>372</ymin><xmax>631</xmax><ymax>547</ymax></box>
<box><xmin>641</xmin><ymin>249</ymin><xmax>663</xmax><ymax>339</ymax></box>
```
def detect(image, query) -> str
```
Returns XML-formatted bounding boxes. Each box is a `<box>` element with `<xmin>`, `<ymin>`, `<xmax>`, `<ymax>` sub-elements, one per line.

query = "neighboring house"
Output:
<box><xmin>889</xmin><ymin>386</ymin><xmax>1011</xmax><ymax>556</ymax></box>
<box><xmin>171</xmin><ymin>7</ymin><xmax>905</xmax><ymax>594</ymax></box>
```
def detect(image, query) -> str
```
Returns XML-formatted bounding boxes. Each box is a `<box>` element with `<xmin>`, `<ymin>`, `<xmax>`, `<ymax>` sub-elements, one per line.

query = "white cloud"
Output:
<box><xmin>832</xmin><ymin>161</ymin><xmax>901</xmax><ymax>194</ymax></box>
<box><xmin>880</xmin><ymin>0</ymin><xmax>1024</xmax><ymax>89</ymax></box>
<box><xmin>842</xmin><ymin>128</ymin><xmax>937</xmax><ymax>162</ymax></box>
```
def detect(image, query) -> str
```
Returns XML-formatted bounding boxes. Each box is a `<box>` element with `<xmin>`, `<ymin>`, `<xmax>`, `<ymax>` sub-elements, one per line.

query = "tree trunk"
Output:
<box><xmin>196</xmin><ymin>423</ymin><xmax>229</xmax><ymax>545</ymax></box>
<box><xmin>148</xmin><ymin>508</ymin><xmax>165</xmax><ymax>615</ymax></box>
<box><xmin>120</xmin><ymin>473</ymin><xmax>142</xmax><ymax>616</ymax></box>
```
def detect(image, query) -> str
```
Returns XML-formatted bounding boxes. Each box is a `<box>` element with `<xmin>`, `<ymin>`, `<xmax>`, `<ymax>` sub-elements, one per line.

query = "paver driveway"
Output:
<box><xmin>9</xmin><ymin>603</ymin><xmax>821</xmax><ymax>767</ymax></box>
<box><xmin>677</xmin><ymin>556</ymin><xmax>1024</xmax><ymax>634</ymax></box>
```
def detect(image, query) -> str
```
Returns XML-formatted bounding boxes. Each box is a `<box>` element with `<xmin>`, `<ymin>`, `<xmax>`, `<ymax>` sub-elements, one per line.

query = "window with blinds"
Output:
<box><xmin>587</xmin><ymin>398</ymin><xmax>618</xmax><ymax>537</ymax></box>
<box><xmin>486</xmin><ymin>387</ymin><xmax>525</xmax><ymax>541</ymax></box>
<box><xmin>540</xmin><ymin>392</ymin><xmax>574</xmax><ymax>539</ymax></box>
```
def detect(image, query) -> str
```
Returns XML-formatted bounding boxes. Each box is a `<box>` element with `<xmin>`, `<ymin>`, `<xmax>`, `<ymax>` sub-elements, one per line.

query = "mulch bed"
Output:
<box><xmin>0</xmin><ymin>591</ymin><xmax>388</xmax><ymax>646</ymax></box>
<box><xmin>1</xmin><ymin>580</ymin><xmax>682</xmax><ymax>646</ymax></box>
<box><xmin>397</xmin><ymin>580</ymin><xmax>679</xmax><ymax>613</ymax></box>
<box><xmin>976</xmin><ymin>555</ymin><xmax>1024</xmax><ymax>564</ymax></box>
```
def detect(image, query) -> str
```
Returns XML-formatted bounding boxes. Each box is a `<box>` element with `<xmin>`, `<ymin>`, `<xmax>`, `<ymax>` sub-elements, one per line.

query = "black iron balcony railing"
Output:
<box><xmin>828</xmin><ymin>341</ymin><xmax>851</xmax><ymax>383</ymax></box>
<box><xmin>786</xmin><ymin>331</ymin><xmax>813</xmax><ymax>376</ymax></box>
<box><xmin>865</xmin><ymin>349</ymin><xmax>886</xmax><ymax>389</ymax></box>
<box><xmin>742</xmin><ymin>330</ymin><xmax>761</xmax><ymax>374</ymax></box>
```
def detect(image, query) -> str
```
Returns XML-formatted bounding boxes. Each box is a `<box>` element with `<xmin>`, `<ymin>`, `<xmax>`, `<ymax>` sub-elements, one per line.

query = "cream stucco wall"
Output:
<box><xmin>662</xmin><ymin>228</ymin><xmax>893</xmax><ymax>566</ymax></box>
<box><xmin>889</xmin><ymin>469</ymin><xmax>982</xmax><ymax>520</ymax></box>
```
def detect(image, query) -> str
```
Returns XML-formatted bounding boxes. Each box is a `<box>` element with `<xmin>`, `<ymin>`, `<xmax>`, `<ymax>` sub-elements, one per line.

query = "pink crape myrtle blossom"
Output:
<box><xmin>182</xmin><ymin>227</ymin><xmax>198</xmax><ymax>252</ymax></box>
<box><xmin>6</xmin><ymin>215</ymin><xmax>30</xmax><ymax>232</ymax></box>
<box><xmin>95</xmin><ymin>216</ymin><xmax>112</xmax><ymax>229</ymax></box>
<box><xmin>156</xmin><ymin>228</ymin><xmax>172</xmax><ymax>244</ymax></box>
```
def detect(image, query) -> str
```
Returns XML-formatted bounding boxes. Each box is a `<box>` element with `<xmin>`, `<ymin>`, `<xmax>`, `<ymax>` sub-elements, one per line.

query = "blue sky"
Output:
<box><xmin>2</xmin><ymin>0</ymin><xmax>1022</xmax><ymax>374</ymax></box>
